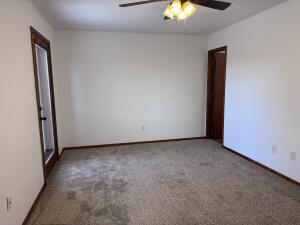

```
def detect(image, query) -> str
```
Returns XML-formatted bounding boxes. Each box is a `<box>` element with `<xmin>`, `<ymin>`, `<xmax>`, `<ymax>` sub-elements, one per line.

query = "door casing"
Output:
<box><xmin>206</xmin><ymin>46</ymin><xmax>227</xmax><ymax>144</ymax></box>
<box><xmin>30</xmin><ymin>26</ymin><xmax>59</xmax><ymax>180</ymax></box>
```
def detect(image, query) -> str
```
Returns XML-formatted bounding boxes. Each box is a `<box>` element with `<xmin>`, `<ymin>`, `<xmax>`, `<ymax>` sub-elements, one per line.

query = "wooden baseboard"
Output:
<box><xmin>222</xmin><ymin>145</ymin><xmax>300</xmax><ymax>187</ymax></box>
<box><xmin>58</xmin><ymin>148</ymin><xmax>65</xmax><ymax>160</ymax></box>
<box><xmin>22</xmin><ymin>183</ymin><xmax>46</xmax><ymax>225</ymax></box>
<box><xmin>63</xmin><ymin>137</ymin><xmax>207</xmax><ymax>151</ymax></box>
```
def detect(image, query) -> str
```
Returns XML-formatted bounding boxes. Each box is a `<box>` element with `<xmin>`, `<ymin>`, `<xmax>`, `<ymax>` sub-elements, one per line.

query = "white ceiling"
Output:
<box><xmin>31</xmin><ymin>0</ymin><xmax>287</xmax><ymax>35</ymax></box>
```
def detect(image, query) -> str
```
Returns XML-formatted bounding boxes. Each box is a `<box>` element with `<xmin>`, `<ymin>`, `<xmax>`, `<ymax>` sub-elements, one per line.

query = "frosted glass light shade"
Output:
<box><xmin>182</xmin><ymin>1</ymin><xmax>197</xmax><ymax>17</ymax></box>
<box><xmin>177</xmin><ymin>11</ymin><xmax>188</xmax><ymax>20</ymax></box>
<box><xmin>163</xmin><ymin>5</ymin><xmax>175</xmax><ymax>19</ymax></box>
<box><xmin>170</xmin><ymin>0</ymin><xmax>182</xmax><ymax>16</ymax></box>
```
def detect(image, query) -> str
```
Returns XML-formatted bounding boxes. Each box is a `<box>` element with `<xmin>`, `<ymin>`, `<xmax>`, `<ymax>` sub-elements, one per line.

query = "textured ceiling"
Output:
<box><xmin>31</xmin><ymin>0</ymin><xmax>287</xmax><ymax>35</ymax></box>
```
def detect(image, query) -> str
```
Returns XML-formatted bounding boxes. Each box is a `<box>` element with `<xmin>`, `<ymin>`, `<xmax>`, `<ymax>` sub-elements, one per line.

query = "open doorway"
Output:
<box><xmin>206</xmin><ymin>46</ymin><xmax>227</xmax><ymax>144</ymax></box>
<box><xmin>30</xmin><ymin>27</ymin><xmax>59</xmax><ymax>179</ymax></box>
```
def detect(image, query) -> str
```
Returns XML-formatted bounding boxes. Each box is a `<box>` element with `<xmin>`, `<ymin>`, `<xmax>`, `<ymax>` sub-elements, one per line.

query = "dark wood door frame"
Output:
<box><xmin>30</xmin><ymin>26</ymin><xmax>59</xmax><ymax>180</ymax></box>
<box><xmin>206</xmin><ymin>46</ymin><xmax>227</xmax><ymax>144</ymax></box>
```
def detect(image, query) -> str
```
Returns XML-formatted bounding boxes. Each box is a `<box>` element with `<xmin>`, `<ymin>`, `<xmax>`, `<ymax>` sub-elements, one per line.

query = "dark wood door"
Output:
<box><xmin>31</xmin><ymin>27</ymin><xmax>59</xmax><ymax>180</ymax></box>
<box><xmin>212</xmin><ymin>53</ymin><xmax>226</xmax><ymax>141</ymax></box>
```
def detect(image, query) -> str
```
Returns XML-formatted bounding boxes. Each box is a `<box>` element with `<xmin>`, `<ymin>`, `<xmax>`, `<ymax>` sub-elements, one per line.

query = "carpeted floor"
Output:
<box><xmin>27</xmin><ymin>139</ymin><xmax>300</xmax><ymax>225</ymax></box>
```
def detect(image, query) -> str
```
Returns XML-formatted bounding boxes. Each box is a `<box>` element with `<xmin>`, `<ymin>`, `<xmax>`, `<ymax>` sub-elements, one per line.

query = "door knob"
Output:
<box><xmin>41</xmin><ymin>117</ymin><xmax>47</xmax><ymax>121</ymax></box>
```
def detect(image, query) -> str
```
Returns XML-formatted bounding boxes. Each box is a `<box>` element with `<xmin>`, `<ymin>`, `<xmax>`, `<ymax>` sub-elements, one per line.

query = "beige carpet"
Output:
<box><xmin>27</xmin><ymin>139</ymin><xmax>300</xmax><ymax>225</ymax></box>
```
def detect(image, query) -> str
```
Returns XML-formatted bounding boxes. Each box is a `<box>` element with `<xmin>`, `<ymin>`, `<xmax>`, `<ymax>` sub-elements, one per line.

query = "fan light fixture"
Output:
<box><xmin>163</xmin><ymin>5</ymin><xmax>175</xmax><ymax>19</ymax></box>
<box><xmin>164</xmin><ymin>0</ymin><xmax>197</xmax><ymax>20</ymax></box>
<box><xmin>170</xmin><ymin>0</ymin><xmax>182</xmax><ymax>15</ymax></box>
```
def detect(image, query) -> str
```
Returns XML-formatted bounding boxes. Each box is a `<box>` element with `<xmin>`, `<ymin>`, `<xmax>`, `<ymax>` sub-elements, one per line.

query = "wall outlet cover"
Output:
<box><xmin>272</xmin><ymin>145</ymin><xmax>278</xmax><ymax>154</ymax></box>
<box><xmin>290</xmin><ymin>151</ymin><xmax>297</xmax><ymax>161</ymax></box>
<box><xmin>6</xmin><ymin>196</ymin><xmax>12</xmax><ymax>211</ymax></box>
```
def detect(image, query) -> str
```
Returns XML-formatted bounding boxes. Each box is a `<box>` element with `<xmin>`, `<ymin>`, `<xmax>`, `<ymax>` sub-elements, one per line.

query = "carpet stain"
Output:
<box><xmin>66</xmin><ymin>190</ymin><xmax>77</xmax><ymax>200</ymax></box>
<box><xmin>217</xmin><ymin>193</ymin><xmax>226</xmax><ymax>203</ymax></box>
<box><xmin>111</xmin><ymin>179</ymin><xmax>128</xmax><ymax>193</ymax></box>
<box><xmin>94</xmin><ymin>204</ymin><xmax>129</xmax><ymax>225</ymax></box>
<box><xmin>174</xmin><ymin>217</ymin><xmax>199</xmax><ymax>225</ymax></box>
<box><xmin>199</xmin><ymin>162</ymin><xmax>213</xmax><ymax>167</ymax></box>
<box><xmin>92</xmin><ymin>178</ymin><xmax>128</xmax><ymax>193</ymax></box>
<box><xmin>80</xmin><ymin>201</ymin><xmax>93</xmax><ymax>213</ymax></box>
<box><xmin>178</xmin><ymin>171</ymin><xmax>186</xmax><ymax>176</ymax></box>
<box><xmin>94</xmin><ymin>180</ymin><xmax>109</xmax><ymax>191</ymax></box>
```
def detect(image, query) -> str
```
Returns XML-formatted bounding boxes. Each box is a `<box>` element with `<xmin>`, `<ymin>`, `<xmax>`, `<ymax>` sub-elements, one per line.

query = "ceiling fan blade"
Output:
<box><xmin>191</xmin><ymin>0</ymin><xmax>231</xmax><ymax>10</ymax></box>
<box><xmin>119</xmin><ymin>0</ymin><xmax>167</xmax><ymax>7</ymax></box>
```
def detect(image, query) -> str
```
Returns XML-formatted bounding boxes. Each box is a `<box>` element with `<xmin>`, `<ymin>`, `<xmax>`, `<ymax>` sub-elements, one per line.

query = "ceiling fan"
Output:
<box><xmin>119</xmin><ymin>0</ymin><xmax>231</xmax><ymax>20</ymax></box>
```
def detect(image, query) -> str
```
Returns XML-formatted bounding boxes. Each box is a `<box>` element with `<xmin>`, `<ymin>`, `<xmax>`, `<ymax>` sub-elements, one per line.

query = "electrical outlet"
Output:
<box><xmin>141</xmin><ymin>125</ymin><xmax>146</xmax><ymax>131</ymax></box>
<box><xmin>6</xmin><ymin>196</ymin><xmax>12</xmax><ymax>211</ymax></box>
<box><xmin>272</xmin><ymin>145</ymin><xmax>278</xmax><ymax>154</ymax></box>
<box><xmin>290</xmin><ymin>151</ymin><xmax>297</xmax><ymax>161</ymax></box>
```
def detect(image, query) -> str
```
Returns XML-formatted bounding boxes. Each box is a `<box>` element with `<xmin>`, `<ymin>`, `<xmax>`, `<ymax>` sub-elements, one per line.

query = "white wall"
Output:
<box><xmin>0</xmin><ymin>1</ymin><xmax>57</xmax><ymax>224</ymax></box>
<box><xmin>208</xmin><ymin>0</ymin><xmax>300</xmax><ymax>182</ymax></box>
<box><xmin>55</xmin><ymin>31</ymin><xmax>208</xmax><ymax>149</ymax></box>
